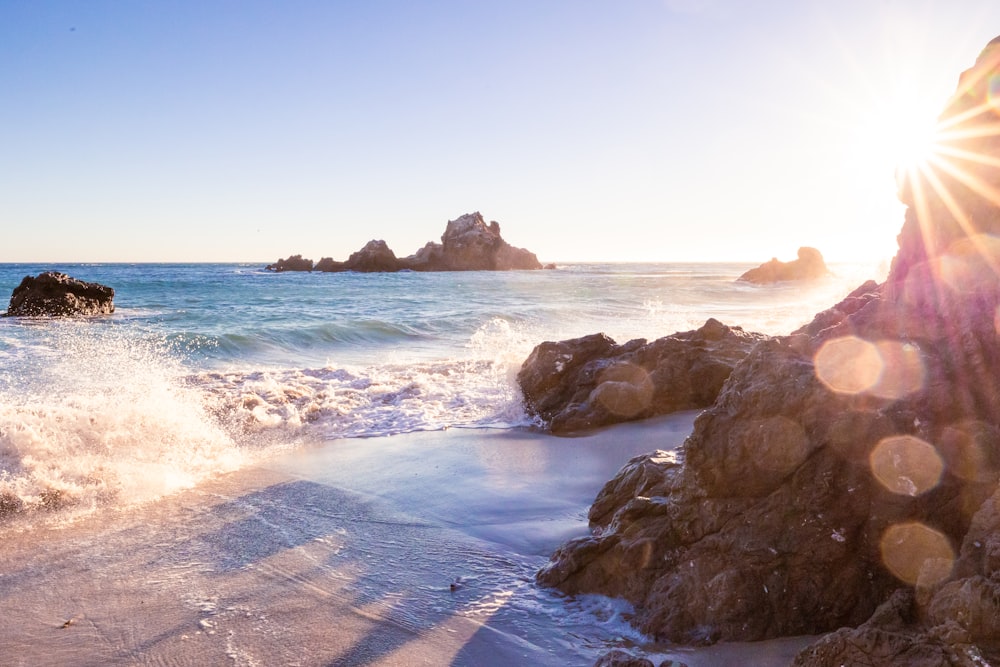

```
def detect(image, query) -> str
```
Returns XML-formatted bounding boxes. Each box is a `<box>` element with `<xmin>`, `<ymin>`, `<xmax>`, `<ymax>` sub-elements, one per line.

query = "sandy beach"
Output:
<box><xmin>0</xmin><ymin>413</ymin><xmax>814</xmax><ymax>666</ymax></box>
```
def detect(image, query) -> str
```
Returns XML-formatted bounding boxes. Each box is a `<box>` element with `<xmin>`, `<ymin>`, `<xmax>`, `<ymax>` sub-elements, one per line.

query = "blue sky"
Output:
<box><xmin>4</xmin><ymin>1</ymin><xmax>1000</xmax><ymax>263</ymax></box>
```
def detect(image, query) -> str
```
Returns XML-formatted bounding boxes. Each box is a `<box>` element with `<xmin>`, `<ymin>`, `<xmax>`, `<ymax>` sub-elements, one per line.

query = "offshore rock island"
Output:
<box><xmin>530</xmin><ymin>35</ymin><xmax>1000</xmax><ymax>665</ymax></box>
<box><xmin>265</xmin><ymin>212</ymin><xmax>544</xmax><ymax>272</ymax></box>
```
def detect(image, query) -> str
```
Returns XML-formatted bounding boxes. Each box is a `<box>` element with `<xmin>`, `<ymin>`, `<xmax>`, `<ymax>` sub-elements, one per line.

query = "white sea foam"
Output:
<box><xmin>0</xmin><ymin>322</ymin><xmax>248</xmax><ymax>524</ymax></box>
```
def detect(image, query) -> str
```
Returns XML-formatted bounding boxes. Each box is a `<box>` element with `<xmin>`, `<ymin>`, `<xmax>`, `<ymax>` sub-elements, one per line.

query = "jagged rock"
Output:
<box><xmin>738</xmin><ymin>246</ymin><xmax>829</xmax><ymax>284</ymax></box>
<box><xmin>347</xmin><ymin>240</ymin><xmax>400</xmax><ymax>272</ymax></box>
<box><xmin>592</xmin><ymin>650</ymin><xmax>655</xmax><ymax>667</ymax></box>
<box><xmin>518</xmin><ymin>319</ymin><xmax>768</xmax><ymax>434</ymax></box>
<box><xmin>400</xmin><ymin>212</ymin><xmax>542</xmax><ymax>271</ymax></box>
<box><xmin>265</xmin><ymin>254</ymin><xmax>313</xmax><ymax>272</ymax></box>
<box><xmin>536</xmin><ymin>35</ymin><xmax>1000</xmax><ymax>663</ymax></box>
<box><xmin>269</xmin><ymin>212</ymin><xmax>542</xmax><ymax>273</ymax></box>
<box><xmin>4</xmin><ymin>272</ymin><xmax>114</xmax><ymax>317</ymax></box>
<box><xmin>315</xmin><ymin>240</ymin><xmax>400</xmax><ymax>273</ymax></box>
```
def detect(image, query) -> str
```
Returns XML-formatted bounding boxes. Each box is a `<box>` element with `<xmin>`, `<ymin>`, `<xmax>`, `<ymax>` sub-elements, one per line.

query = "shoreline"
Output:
<box><xmin>0</xmin><ymin>414</ymin><xmax>811</xmax><ymax>666</ymax></box>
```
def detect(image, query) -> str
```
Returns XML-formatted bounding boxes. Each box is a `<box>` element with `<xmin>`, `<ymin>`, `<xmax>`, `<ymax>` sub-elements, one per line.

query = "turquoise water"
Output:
<box><xmin>0</xmin><ymin>261</ymin><xmax>880</xmax><ymax>519</ymax></box>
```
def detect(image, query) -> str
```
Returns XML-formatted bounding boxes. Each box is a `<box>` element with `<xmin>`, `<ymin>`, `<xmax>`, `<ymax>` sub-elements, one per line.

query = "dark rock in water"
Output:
<box><xmin>399</xmin><ymin>212</ymin><xmax>542</xmax><ymax>271</ymax></box>
<box><xmin>5</xmin><ymin>272</ymin><xmax>114</xmax><ymax>317</ymax></box>
<box><xmin>265</xmin><ymin>254</ymin><xmax>313</xmax><ymax>272</ymax></box>
<box><xmin>272</xmin><ymin>212</ymin><xmax>543</xmax><ymax>273</ymax></box>
<box><xmin>518</xmin><ymin>319</ymin><xmax>768</xmax><ymax>434</ymax></box>
<box><xmin>315</xmin><ymin>240</ymin><xmax>401</xmax><ymax>273</ymax></box>
<box><xmin>738</xmin><ymin>246</ymin><xmax>829</xmax><ymax>284</ymax></box>
<box><xmin>536</xmin><ymin>35</ymin><xmax>1000</xmax><ymax>665</ymax></box>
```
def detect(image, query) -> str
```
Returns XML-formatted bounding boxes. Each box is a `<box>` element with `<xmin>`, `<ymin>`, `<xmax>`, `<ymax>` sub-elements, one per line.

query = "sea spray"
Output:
<box><xmin>0</xmin><ymin>321</ymin><xmax>247</xmax><ymax>524</ymax></box>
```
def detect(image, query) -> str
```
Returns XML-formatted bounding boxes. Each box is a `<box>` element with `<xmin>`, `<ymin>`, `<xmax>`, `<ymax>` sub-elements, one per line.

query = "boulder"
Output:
<box><xmin>265</xmin><ymin>254</ymin><xmax>313</xmax><ymax>272</ymax></box>
<box><xmin>4</xmin><ymin>272</ymin><xmax>114</xmax><ymax>317</ymax></box>
<box><xmin>536</xmin><ymin>35</ymin><xmax>1000</xmax><ymax>664</ymax></box>
<box><xmin>738</xmin><ymin>246</ymin><xmax>829</xmax><ymax>284</ymax></box>
<box><xmin>518</xmin><ymin>319</ymin><xmax>768</xmax><ymax>434</ymax></box>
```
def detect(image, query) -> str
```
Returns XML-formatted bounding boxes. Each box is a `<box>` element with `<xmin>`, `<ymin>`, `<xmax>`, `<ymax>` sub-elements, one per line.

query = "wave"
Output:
<box><xmin>0</xmin><ymin>318</ymin><xmax>534</xmax><ymax>528</ymax></box>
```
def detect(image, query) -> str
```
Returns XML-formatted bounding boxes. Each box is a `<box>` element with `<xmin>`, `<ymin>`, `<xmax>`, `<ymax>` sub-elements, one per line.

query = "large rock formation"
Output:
<box><xmin>267</xmin><ymin>212</ymin><xmax>543</xmax><ymax>273</ymax></box>
<box><xmin>4</xmin><ymin>272</ymin><xmax>115</xmax><ymax>317</ymax></box>
<box><xmin>518</xmin><ymin>319</ymin><xmax>768</xmax><ymax>434</ymax></box>
<box><xmin>737</xmin><ymin>246</ymin><xmax>829</xmax><ymax>284</ymax></box>
<box><xmin>536</xmin><ymin>36</ymin><xmax>1000</xmax><ymax>665</ymax></box>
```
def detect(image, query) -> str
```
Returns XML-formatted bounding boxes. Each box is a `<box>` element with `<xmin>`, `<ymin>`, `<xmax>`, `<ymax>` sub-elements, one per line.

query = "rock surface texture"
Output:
<box><xmin>737</xmin><ymin>246</ymin><xmax>829</xmax><ymax>284</ymax></box>
<box><xmin>536</xmin><ymin>36</ymin><xmax>1000</xmax><ymax>665</ymax></box>
<box><xmin>5</xmin><ymin>272</ymin><xmax>115</xmax><ymax>317</ymax></box>
<box><xmin>266</xmin><ymin>212</ymin><xmax>542</xmax><ymax>272</ymax></box>
<box><xmin>518</xmin><ymin>319</ymin><xmax>768</xmax><ymax>434</ymax></box>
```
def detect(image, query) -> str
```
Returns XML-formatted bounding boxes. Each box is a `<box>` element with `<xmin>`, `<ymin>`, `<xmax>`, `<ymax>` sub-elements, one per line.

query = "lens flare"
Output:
<box><xmin>869</xmin><ymin>341</ymin><xmax>925</xmax><ymax>400</ymax></box>
<box><xmin>591</xmin><ymin>362</ymin><xmax>653</xmax><ymax>417</ymax></box>
<box><xmin>814</xmin><ymin>336</ymin><xmax>925</xmax><ymax>399</ymax></box>
<box><xmin>869</xmin><ymin>435</ymin><xmax>944</xmax><ymax>496</ymax></box>
<box><xmin>880</xmin><ymin>522</ymin><xmax>954</xmax><ymax>586</ymax></box>
<box><xmin>814</xmin><ymin>336</ymin><xmax>883</xmax><ymax>395</ymax></box>
<box><xmin>989</xmin><ymin>74</ymin><xmax>1000</xmax><ymax>113</ymax></box>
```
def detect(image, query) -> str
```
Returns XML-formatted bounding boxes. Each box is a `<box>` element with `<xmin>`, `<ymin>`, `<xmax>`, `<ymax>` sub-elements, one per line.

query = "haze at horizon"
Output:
<box><xmin>4</xmin><ymin>1</ymin><xmax>1000</xmax><ymax>264</ymax></box>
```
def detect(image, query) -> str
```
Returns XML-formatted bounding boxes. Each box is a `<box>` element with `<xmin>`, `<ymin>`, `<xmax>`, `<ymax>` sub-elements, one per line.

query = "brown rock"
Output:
<box><xmin>270</xmin><ymin>212</ymin><xmax>543</xmax><ymax>273</ymax></box>
<box><xmin>738</xmin><ymin>246</ymin><xmax>829</xmax><ymax>284</ymax></box>
<box><xmin>518</xmin><ymin>319</ymin><xmax>767</xmax><ymax>434</ymax></box>
<box><xmin>265</xmin><ymin>254</ymin><xmax>313</xmax><ymax>272</ymax></box>
<box><xmin>537</xmin><ymin>35</ymin><xmax>1000</xmax><ymax>664</ymax></box>
<box><xmin>5</xmin><ymin>272</ymin><xmax>114</xmax><ymax>317</ymax></box>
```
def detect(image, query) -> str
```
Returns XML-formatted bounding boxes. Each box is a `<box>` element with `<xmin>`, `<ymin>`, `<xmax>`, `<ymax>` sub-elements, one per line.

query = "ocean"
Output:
<box><xmin>0</xmin><ymin>261</ymin><xmax>880</xmax><ymax>665</ymax></box>
<box><xmin>0</xmin><ymin>261</ymin><xmax>880</xmax><ymax>525</ymax></box>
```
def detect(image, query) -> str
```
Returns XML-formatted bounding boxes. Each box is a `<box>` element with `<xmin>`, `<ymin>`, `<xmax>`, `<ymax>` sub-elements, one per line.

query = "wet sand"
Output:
<box><xmin>0</xmin><ymin>413</ymin><xmax>813</xmax><ymax>666</ymax></box>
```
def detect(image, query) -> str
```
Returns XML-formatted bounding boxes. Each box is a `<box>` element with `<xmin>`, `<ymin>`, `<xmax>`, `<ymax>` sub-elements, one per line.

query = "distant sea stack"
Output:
<box><xmin>266</xmin><ymin>212</ymin><xmax>543</xmax><ymax>272</ymax></box>
<box><xmin>4</xmin><ymin>272</ymin><xmax>115</xmax><ymax>317</ymax></box>
<box><xmin>737</xmin><ymin>246</ymin><xmax>829</xmax><ymax>284</ymax></box>
<box><xmin>536</xmin><ymin>35</ymin><xmax>1000</xmax><ymax>665</ymax></box>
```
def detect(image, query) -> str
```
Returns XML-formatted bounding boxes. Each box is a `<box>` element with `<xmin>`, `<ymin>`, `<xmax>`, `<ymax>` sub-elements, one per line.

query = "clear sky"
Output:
<box><xmin>3</xmin><ymin>0</ymin><xmax>1000</xmax><ymax>264</ymax></box>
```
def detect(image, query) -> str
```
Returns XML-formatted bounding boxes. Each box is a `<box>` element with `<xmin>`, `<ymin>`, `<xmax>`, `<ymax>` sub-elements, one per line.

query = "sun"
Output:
<box><xmin>850</xmin><ymin>86</ymin><xmax>945</xmax><ymax>183</ymax></box>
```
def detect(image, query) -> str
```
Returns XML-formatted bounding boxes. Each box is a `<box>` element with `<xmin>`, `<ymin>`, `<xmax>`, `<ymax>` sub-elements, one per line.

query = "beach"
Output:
<box><xmin>0</xmin><ymin>262</ymin><xmax>866</xmax><ymax>665</ymax></box>
<box><xmin>0</xmin><ymin>413</ymin><xmax>815</xmax><ymax>666</ymax></box>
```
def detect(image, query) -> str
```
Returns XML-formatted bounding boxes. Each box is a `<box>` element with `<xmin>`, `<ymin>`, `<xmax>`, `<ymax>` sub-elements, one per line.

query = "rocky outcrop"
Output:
<box><xmin>270</xmin><ymin>212</ymin><xmax>543</xmax><ymax>273</ymax></box>
<box><xmin>536</xmin><ymin>36</ymin><xmax>1000</xmax><ymax>665</ymax></box>
<box><xmin>518</xmin><ymin>319</ymin><xmax>768</xmax><ymax>434</ymax></box>
<box><xmin>314</xmin><ymin>240</ymin><xmax>401</xmax><ymax>273</ymax></box>
<box><xmin>738</xmin><ymin>246</ymin><xmax>829</xmax><ymax>284</ymax></box>
<box><xmin>4</xmin><ymin>272</ymin><xmax>114</xmax><ymax>317</ymax></box>
<box><xmin>265</xmin><ymin>254</ymin><xmax>313</xmax><ymax>272</ymax></box>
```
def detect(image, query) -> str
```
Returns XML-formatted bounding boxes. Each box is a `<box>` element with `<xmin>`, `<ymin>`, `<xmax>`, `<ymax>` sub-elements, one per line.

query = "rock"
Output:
<box><xmin>345</xmin><ymin>240</ymin><xmax>400</xmax><ymax>272</ymax></box>
<box><xmin>265</xmin><ymin>254</ymin><xmax>313</xmax><ymax>272</ymax></box>
<box><xmin>269</xmin><ymin>212</ymin><xmax>543</xmax><ymax>273</ymax></box>
<box><xmin>4</xmin><ymin>272</ymin><xmax>114</xmax><ymax>317</ymax></box>
<box><xmin>536</xmin><ymin>35</ymin><xmax>1000</xmax><ymax>663</ymax></box>
<box><xmin>737</xmin><ymin>246</ymin><xmax>829</xmax><ymax>284</ymax></box>
<box><xmin>592</xmin><ymin>650</ymin><xmax>654</xmax><ymax>667</ymax></box>
<box><xmin>518</xmin><ymin>319</ymin><xmax>768</xmax><ymax>434</ymax></box>
<box><xmin>316</xmin><ymin>240</ymin><xmax>401</xmax><ymax>273</ymax></box>
<box><xmin>400</xmin><ymin>212</ymin><xmax>542</xmax><ymax>271</ymax></box>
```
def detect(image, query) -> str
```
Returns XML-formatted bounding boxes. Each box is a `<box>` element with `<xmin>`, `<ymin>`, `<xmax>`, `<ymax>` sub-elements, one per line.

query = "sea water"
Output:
<box><xmin>0</xmin><ymin>261</ymin><xmax>881</xmax><ymax>523</ymax></box>
<box><xmin>0</xmin><ymin>261</ymin><xmax>880</xmax><ymax>664</ymax></box>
